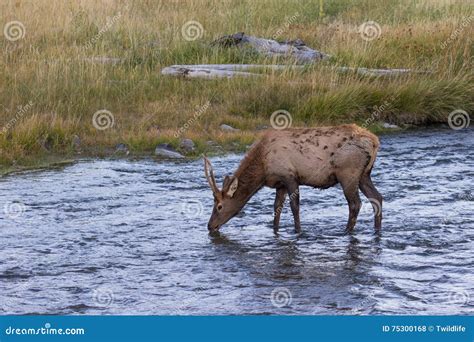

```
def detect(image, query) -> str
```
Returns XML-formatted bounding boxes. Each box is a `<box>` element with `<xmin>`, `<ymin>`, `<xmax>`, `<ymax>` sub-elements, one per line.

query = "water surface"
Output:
<box><xmin>1</xmin><ymin>128</ymin><xmax>473</xmax><ymax>315</ymax></box>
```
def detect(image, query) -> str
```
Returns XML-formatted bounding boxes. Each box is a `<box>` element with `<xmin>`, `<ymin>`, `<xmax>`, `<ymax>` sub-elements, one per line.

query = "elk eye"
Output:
<box><xmin>217</xmin><ymin>204</ymin><xmax>223</xmax><ymax>211</ymax></box>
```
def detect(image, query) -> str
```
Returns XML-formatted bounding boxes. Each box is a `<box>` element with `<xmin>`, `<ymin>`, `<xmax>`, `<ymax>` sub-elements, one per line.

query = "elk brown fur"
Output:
<box><xmin>204</xmin><ymin>124</ymin><xmax>382</xmax><ymax>233</ymax></box>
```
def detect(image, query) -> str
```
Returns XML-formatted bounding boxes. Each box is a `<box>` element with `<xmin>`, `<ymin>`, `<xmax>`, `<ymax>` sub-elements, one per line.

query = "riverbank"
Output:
<box><xmin>1</xmin><ymin>0</ymin><xmax>473</xmax><ymax>170</ymax></box>
<box><xmin>0</xmin><ymin>124</ymin><xmax>443</xmax><ymax>177</ymax></box>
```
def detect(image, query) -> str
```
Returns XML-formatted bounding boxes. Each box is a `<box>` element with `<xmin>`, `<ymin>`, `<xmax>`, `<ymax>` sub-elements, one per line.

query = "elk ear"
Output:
<box><xmin>203</xmin><ymin>156</ymin><xmax>219</xmax><ymax>195</ymax></box>
<box><xmin>226</xmin><ymin>177</ymin><xmax>239</xmax><ymax>197</ymax></box>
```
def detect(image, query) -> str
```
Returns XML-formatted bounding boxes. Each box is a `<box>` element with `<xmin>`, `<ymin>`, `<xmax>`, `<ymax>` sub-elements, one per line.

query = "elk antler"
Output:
<box><xmin>203</xmin><ymin>156</ymin><xmax>219</xmax><ymax>195</ymax></box>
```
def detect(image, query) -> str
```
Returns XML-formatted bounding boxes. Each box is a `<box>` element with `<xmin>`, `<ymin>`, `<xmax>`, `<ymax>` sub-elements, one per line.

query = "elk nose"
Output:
<box><xmin>208</xmin><ymin>223</ymin><xmax>218</xmax><ymax>231</ymax></box>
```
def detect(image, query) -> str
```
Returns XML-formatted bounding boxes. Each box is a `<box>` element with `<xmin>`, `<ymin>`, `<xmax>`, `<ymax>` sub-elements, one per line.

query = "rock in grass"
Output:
<box><xmin>382</xmin><ymin>122</ymin><xmax>400</xmax><ymax>129</ymax></box>
<box><xmin>154</xmin><ymin>143</ymin><xmax>185</xmax><ymax>159</ymax></box>
<box><xmin>38</xmin><ymin>135</ymin><xmax>53</xmax><ymax>151</ymax></box>
<box><xmin>256</xmin><ymin>124</ymin><xmax>269</xmax><ymax>131</ymax></box>
<box><xmin>72</xmin><ymin>135</ymin><xmax>81</xmax><ymax>150</ymax></box>
<box><xmin>220</xmin><ymin>124</ymin><xmax>240</xmax><ymax>132</ymax></box>
<box><xmin>115</xmin><ymin>143</ymin><xmax>129</xmax><ymax>155</ymax></box>
<box><xmin>179</xmin><ymin>138</ymin><xmax>195</xmax><ymax>153</ymax></box>
<box><xmin>206</xmin><ymin>140</ymin><xmax>224</xmax><ymax>152</ymax></box>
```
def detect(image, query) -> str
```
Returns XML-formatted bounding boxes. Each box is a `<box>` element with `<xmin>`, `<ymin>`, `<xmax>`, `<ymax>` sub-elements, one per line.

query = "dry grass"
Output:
<box><xmin>0</xmin><ymin>0</ymin><xmax>473</xmax><ymax>167</ymax></box>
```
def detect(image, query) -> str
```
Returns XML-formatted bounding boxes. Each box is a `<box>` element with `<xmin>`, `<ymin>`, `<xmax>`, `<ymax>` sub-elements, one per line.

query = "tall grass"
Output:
<box><xmin>0</xmin><ymin>0</ymin><xmax>473</xmax><ymax>167</ymax></box>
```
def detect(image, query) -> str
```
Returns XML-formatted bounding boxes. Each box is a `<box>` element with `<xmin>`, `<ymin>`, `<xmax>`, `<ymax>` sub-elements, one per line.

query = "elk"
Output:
<box><xmin>204</xmin><ymin>124</ymin><xmax>382</xmax><ymax>233</ymax></box>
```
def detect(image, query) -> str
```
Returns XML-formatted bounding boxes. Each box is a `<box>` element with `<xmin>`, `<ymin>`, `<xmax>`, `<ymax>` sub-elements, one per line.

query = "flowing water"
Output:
<box><xmin>1</xmin><ymin>127</ymin><xmax>473</xmax><ymax>315</ymax></box>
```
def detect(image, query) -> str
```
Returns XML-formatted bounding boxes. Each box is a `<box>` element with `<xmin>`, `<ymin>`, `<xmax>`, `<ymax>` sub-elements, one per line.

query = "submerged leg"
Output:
<box><xmin>359</xmin><ymin>173</ymin><xmax>383</xmax><ymax>230</ymax></box>
<box><xmin>340</xmin><ymin>177</ymin><xmax>362</xmax><ymax>231</ymax></box>
<box><xmin>273</xmin><ymin>187</ymin><xmax>287</xmax><ymax>232</ymax></box>
<box><xmin>285</xmin><ymin>181</ymin><xmax>301</xmax><ymax>233</ymax></box>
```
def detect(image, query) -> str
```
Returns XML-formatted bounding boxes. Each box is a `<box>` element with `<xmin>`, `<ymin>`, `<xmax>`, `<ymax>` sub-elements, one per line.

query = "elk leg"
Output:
<box><xmin>285</xmin><ymin>181</ymin><xmax>301</xmax><ymax>233</ymax></box>
<box><xmin>340</xmin><ymin>178</ymin><xmax>362</xmax><ymax>231</ymax></box>
<box><xmin>273</xmin><ymin>187</ymin><xmax>287</xmax><ymax>232</ymax></box>
<box><xmin>359</xmin><ymin>173</ymin><xmax>383</xmax><ymax>230</ymax></box>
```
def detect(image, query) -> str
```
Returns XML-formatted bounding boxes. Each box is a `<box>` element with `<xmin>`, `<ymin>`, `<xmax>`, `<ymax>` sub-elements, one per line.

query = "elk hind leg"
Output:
<box><xmin>339</xmin><ymin>176</ymin><xmax>362</xmax><ymax>231</ymax></box>
<box><xmin>359</xmin><ymin>173</ymin><xmax>383</xmax><ymax>230</ymax></box>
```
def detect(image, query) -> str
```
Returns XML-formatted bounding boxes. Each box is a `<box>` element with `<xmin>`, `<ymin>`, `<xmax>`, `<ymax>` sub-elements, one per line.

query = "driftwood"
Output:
<box><xmin>161</xmin><ymin>32</ymin><xmax>421</xmax><ymax>79</ymax></box>
<box><xmin>161</xmin><ymin>64</ymin><xmax>307</xmax><ymax>78</ymax></box>
<box><xmin>161</xmin><ymin>64</ymin><xmax>417</xmax><ymax>79</ymax></box>
<box><xmin>161</xmin><ymin>65</ymin><xmax>261</xmax><ymax>78</ymax></box>
<box><xmin>211</xmin><ymin>32</ymin><xmax>330</xmax><ymax>62</ymax></box>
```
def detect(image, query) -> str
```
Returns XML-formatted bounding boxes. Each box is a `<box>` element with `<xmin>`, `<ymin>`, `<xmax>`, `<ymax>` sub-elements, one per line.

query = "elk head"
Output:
<box><xmin>204</xmin><ymin>157</ymin><xmax>241</xmax><ymax>231</ymax></box>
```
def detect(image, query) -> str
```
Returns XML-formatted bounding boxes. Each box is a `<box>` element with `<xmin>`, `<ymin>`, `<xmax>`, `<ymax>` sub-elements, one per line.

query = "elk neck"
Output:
<box><xmin>232</xmin><ymin>143</ymin><xmax>267</xmax><ymax>204</ymax></box>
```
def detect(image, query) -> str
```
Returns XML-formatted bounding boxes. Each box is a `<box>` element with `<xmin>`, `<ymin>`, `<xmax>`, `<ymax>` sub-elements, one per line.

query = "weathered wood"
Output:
<box><xmin>161</xmin><ymin>64</ymin><xmax>418</xmax><ymax>79</ymax></box>
<box><xmin>160</xmin><ymin>33</ymin><xmax>421</xmax><ymax>79</ymax></box>
<box><xmin>211</xmin><ymin>32</ymin><xmax>330</xmax><ymax>62</ymax></box>
<box><xmin>161</xmin><ymin>66</ymin><xmax>261</xmax><ymax>78</ymax></box>
<box><xmin>335</xmin><ymin>66</ymin><xmax>414</xmax><ymax>77</ymax></box>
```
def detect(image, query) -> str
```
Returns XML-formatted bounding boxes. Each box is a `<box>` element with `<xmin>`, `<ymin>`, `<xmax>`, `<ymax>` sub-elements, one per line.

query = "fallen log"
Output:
<box><xmin>161</xmin><ymin>64</ymin><xmax>419</xmax><ymax>79</ymax></box>
<box><xmin>161</xmin><ymin>66</ymin><xmax>261</xmax><ymax>78</ymax></box>
<box><xmin>211</xmin><ymin>32</ymin><xmax>330</xmax><ymax>62</ymax></box>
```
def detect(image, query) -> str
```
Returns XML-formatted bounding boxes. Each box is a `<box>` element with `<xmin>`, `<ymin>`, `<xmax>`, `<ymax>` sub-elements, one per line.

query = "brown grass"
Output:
<box><xmin>0</xmin><ymin>0</ymin><xmax>473</xmax><ymax>168</ymax></box>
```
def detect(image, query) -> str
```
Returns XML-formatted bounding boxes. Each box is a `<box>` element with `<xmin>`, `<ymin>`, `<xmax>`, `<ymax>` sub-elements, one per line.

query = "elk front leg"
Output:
<box><xmin>273</xmin><ymin>187</ymin><xmax>287</xmax><ymax>232</ymax></box>
<box><xmin>285</xmin><ymin>181</ymin><xmax>301</xmax><ymax>233</ymax></box>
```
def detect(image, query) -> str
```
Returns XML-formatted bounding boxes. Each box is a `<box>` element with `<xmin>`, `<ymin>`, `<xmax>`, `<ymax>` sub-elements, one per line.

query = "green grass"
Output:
<box><xmin>0</xmin><ymin>0</ymin><xmax>473</xmax><ymax>169</ymax></box>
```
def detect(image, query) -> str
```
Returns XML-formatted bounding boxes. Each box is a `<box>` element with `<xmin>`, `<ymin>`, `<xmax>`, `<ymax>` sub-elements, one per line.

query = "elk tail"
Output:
<box><xmin>359</xmin><ymin>131</ymin><xmax>380</xmax><ymax>176</ymax></box>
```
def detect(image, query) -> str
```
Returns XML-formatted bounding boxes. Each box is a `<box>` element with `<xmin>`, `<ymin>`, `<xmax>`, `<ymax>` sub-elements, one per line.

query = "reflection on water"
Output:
<box><xmin>0</xmin><ymin>127</ymin><xmax>473</xmax><ymax>315</ymax></box>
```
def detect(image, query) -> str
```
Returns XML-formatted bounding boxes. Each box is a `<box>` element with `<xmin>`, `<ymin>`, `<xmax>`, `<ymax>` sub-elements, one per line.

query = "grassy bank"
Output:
<box><xmin>1</xmin><ymin>0</ymin><xmax>473</xmax><ymax>169</ymax></box>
